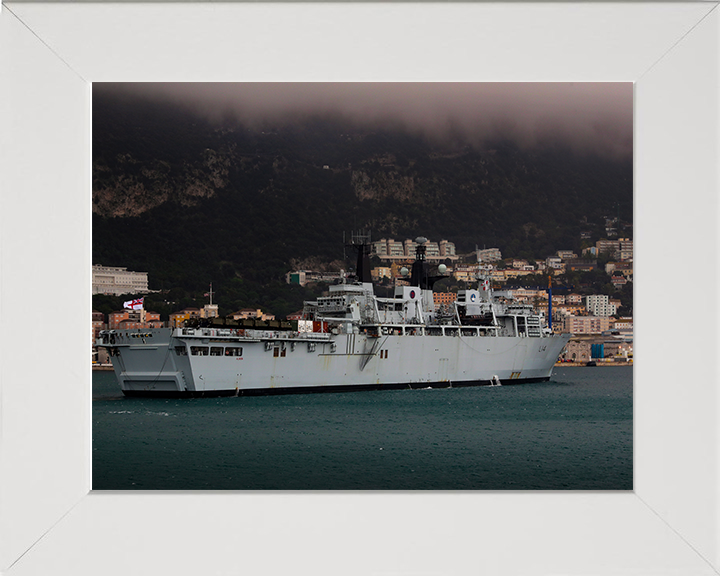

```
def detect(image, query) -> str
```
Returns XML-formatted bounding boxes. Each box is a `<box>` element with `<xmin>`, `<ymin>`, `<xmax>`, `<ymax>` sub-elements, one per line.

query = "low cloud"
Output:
<box><xmin>95</xmin><ymin>82</ymin><xmax>632</xmax><ymax>158</ymax></box>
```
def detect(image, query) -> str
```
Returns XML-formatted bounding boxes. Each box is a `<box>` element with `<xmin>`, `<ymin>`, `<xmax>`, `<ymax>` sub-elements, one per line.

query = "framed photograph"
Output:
<box><xmin>1</xmin><ymin>2</ymin><xmax>718</xmax><ymax>575</ymax></box>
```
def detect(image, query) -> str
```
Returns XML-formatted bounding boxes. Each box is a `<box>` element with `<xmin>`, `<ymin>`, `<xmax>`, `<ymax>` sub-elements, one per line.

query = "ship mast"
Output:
<box><xmin>207</xmin><ymin>283</ymin><xmax>214</xmax><ymax>306</ymax></box>
<box><xmin>476</xmin><ymin>253</ymin><xmax>499</xmax><ymax>327</ymax></box>
<box><xmin>547</xmin><ymin>275</ymin><xmax>552</xmax><ymax>332</ymax></box>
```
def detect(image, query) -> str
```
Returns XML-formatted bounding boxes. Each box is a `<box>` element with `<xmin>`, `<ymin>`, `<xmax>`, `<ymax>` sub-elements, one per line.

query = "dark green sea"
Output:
<box><xmin>92</xmin><ymin>367</ymin><xmax>632</xmax><ymax>490</ymax></box>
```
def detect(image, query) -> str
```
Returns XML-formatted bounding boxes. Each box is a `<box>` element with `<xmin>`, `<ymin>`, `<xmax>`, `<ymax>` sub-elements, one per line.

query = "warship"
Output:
<box><xmin>96</xmin><ymin>236</ymin><xmax>571</xmax><ymax>397</ymax></box>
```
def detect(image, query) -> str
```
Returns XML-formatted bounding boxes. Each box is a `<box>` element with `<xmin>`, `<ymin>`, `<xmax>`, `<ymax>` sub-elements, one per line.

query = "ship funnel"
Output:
<box><xmin>410</xmin><ymin>235</ymin><xmax>449</xmax><ymax>290</ymax></box>
<box><xmin>347</xmin><ymin>230</ymin><xmax>372</xmax><ymax>284</ymax></box>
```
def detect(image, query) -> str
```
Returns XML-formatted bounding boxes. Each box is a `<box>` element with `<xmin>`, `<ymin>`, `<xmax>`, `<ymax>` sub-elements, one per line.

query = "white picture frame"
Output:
<box><xmin>1</xmin><ymin>2</ymin><xmax>718</xmax><ymax>574</ymax></box>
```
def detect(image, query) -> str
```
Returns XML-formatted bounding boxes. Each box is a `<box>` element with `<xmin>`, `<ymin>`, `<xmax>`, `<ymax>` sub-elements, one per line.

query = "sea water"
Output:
<box><xmin>92</xmin><ymin>367</ymin><xmax>632</xmax><ymax>490</ymax></box>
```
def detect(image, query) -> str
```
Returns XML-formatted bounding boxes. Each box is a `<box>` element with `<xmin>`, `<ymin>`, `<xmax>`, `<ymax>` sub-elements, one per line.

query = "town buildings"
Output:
<box><xmin>231</xmin><ymin>308</ymin><xmax>275</xmax><ymax>321</ymax></box>
<box><xmin>606</xmin><ymin>262</ymin><xmax>633</xmax><ymax>276</ymax></box>
<box><xmin>585</xmin><ymin>294</ymin><xmax>617</xmax><ymax>317</ymax></box>
<box><xmin>561</xmin><ymin>340</ymin><xmax>592</xmax><ymax>363</ymax></box>
<box><xmin>169</xmin><ymin>308</ymin><xmax>202</xmax><ymax>327</ymax></box>
<box><xmin>169</xmin><ymin>304</ymin><xmax>220</xmax><ymax>326</ymax></box>
<box><xmin>108</xmin><ymin>309</ymin><xmax>163</xmax><ymax>330</ymax></box>
<box><xmin>371</xmin><ymin>267</ymin><xmax>392</xmax><ymax>282</ymax></box>
<box><xmin>596</xmin><ymin>238</ymin><xmax>633</xmax><ymax>261</ymax></box>
<box><xmin>371</xmin><ymin>238</ymin><xmax>458</xmax><ymax>262</ymax></box>
<box><xmin>92</xmin><ymin>310</ymin><xmax>105</xmax><ymax>344</ymax></box>
<box><xmin>477</xmin><ymin>248</ymin><xmax>502</xmax><ymax>262</ymax></box>
<box><xmin>433</xmin><ymin>292</ymin><xmax>458</xmax><ymax>307</ymax></box>
<box><xmin>92</xmin><ymin>264</ymin><xmax>149</xmax><ymax>296</ymax></box>
<box><xmin>286</xmin><ymin>270</ymin><xmax>344</xmax><ymax>287</ymax></box>
<box><xmin>98</xmin><ymin>230</ymin><xmax>634</xmax><ymax>364</ymax></box>
<box><xmin>562</xmin><ymin>315</ymin><xmax>612</xmax><ymax>334</ymax></box>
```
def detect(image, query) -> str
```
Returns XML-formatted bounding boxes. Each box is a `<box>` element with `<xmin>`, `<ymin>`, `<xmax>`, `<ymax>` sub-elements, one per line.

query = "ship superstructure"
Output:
<box><xmin>97</xmin><ymin>236</ymin><xmax>570</xmax><ymax>397</ymax></box>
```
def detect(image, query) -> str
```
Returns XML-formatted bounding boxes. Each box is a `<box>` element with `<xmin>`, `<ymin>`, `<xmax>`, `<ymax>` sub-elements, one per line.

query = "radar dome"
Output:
<box><xmin>400</xmin><ymin>267</ymin><xmax>409</xmax><ymax>277</ymax></box>
<box><xmin>415</xmin><ymin>236</ymin><xmax>428</xmax><ymax>245</ymax></box>
<box><xmin>438</xmin><ymin>264</ymin><xmax>447</xmax><ymax>274</ymax></box>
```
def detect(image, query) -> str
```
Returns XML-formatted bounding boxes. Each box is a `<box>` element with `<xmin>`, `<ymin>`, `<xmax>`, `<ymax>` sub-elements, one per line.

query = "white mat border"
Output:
<box><xmin>1</xmin><ymin>3</ymin><xmax>718</xmax><ymax>574</ymax></box>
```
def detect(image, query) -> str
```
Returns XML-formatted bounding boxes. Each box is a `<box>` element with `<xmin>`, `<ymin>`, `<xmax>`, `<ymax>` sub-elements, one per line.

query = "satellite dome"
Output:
<box><xmin>415</xmin><ymin>236</ymin><xmax>428</xmax><ymax>245</ymax></box>
<box><xmin>400</xmin><ymin>267</ymin><xmax>409</xmax><ymax>277</ymax></box>
<box><xmin>438</xmin><ymin>264</ymin><xmax>447</xmax><ymax>274</ymax></box>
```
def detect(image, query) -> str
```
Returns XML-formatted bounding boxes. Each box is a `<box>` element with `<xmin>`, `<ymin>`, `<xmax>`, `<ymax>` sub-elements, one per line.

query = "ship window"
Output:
<box><xmin>174</xmin><ymin>346</ymin><xmax>188</xmax><ymax>356</ymax></box>
<box><xmin>190</xmin><ymin>346</ymin><xmax>209</xmax><ymax>356</ymax></box>
<box><xmin>225</xmin><ymin>347</ymin><xmax>243</xmax><ymax>356</ymax></box>
<box><xmin>273</xmin><ymin>347</ymin><xmax>280</xmax><ymax>358</ymax></box>
<box><xmin>210</xmin><ymin>347</ymin><xmax>223</xmax><ymax>356</ymax></box>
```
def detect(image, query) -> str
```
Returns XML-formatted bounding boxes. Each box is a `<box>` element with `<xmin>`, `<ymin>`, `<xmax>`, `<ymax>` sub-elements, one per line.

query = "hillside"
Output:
<box><xmin>92</xmin><ymin>92</ymin><xmax>633</xmax><ymax>318</ymax></box>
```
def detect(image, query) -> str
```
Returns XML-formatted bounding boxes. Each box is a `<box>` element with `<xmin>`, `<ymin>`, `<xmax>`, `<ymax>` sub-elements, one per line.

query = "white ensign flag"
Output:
<box><xmin>123</xmin><ymin>298</ymin><xmax>144</xmax><ymax>310</ymax></box>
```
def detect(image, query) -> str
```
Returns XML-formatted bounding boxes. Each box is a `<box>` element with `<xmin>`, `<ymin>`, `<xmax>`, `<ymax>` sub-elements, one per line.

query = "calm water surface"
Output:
<box><xmin>93</xmin><ymin>367</ymin><xmax>632</xmax><ymax>490</ymax></box>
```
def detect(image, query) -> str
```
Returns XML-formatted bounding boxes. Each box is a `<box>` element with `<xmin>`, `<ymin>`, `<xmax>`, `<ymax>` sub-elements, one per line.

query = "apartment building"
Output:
<box><xmin>563</xmin><ymin>315</ymin><xmax>612</xmax><ymax>334</ymax></box>
<box><xmin>439</xmin><ymin>240</ymin><xmax>457</xmax><ymax>258</ymax></box>
<box><xmin>371</xmin><ymin>267</ymin><xmax>392</xmax><ymax>281</ymax></box>
<box><xmin>372</xmin><ymin>238</ymin><xmax>458</xmax><ymax>261</ymax></box>
<box><xmin>613</xmin><ymin>317</ymin><xmax>634</xmax><ymax>332</ymax></box>
<box><xmin>170</xmin><ymin>308</ymin><xmax>201</xmax><ymax>328</ymax></box>
<box><xmin>566</xmin><ymin>293</ymin><xmax>584</xmax><ymax>305</ymax></box>
<box><xmin>453</xmin><ymin>264</ymin><xmax>479</xmax><ymax>283</ymax></box>
<box><xmin>554</xmin><ymin>304</ymin><xmax>586</xmax><ymax>317</ymax></box>
<box><xmin>109</xmin><ymin>309</ymin><xmax>162</xmax><ymax>330</ymax></box>
<box><xmin>510</xmin><ymin>288</ymin><xmax>543</xmax><ymax>301</ymax></box>
<box><xmin>92</xmin><ymin>310</ymin><xmax>106</xmax><ymax>344</ymax></box>
<box><xmin>433</xmin><ymin>292</ymin><xmax>458</xmax><ymax>306</ymax></box>
<box><xmin>606</xmin><ymin>262</ymin><xmax>633</xmax><ymax>276</ymax></box>
<box><xmin>92</xmin><ymin>264</ymin><xmax>149</xmax><ymax>296</ymax></box>
<box><xmin>477</xmin><ymin>248</ymin><xmax>502</xmax><ymax>262</ymax></box>
<box><xmin>596</xmin><ymin>238</ymin><xmax>633</xmax><ymax>261</ymax></box>
<box><xmin>585</xmin><ymin>294</ymin><xmax>617</xmax><ymax>317</ymax></box>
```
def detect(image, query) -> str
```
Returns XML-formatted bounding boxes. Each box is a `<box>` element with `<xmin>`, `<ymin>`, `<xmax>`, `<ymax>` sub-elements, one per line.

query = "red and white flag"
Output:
<box><xmin>123</xmin><ymin>298</ymin><xmax>144</xmax><ymax>310</ymax></box>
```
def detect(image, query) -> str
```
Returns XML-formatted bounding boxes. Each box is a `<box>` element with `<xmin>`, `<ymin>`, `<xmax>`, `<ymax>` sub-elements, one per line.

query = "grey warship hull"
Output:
<box><xmin>99</xmin><ymin>324</ymin><xmax>570</xmax><ymax>397</ymax></box>
<box><xmin>98</xmin><ymin>235</ymin><xmax>571</xmax><ymax>397</ymax></box>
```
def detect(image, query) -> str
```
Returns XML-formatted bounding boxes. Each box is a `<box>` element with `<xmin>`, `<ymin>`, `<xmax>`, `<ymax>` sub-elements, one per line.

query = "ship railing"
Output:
<box><xmin>174</xmin><ymin>326</ymin><xmax>333</xmax><ymax>342</ymax></box>
<box><xmin>360</xmin><ymin>323</ymin><xmax>499</xmax><ymax>337</ymax></box>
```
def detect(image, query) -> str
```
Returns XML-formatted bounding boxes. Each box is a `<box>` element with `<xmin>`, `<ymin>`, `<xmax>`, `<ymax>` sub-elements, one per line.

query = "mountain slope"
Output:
<box><xmin>92</xmin><ymin>92</ymin><xmax>632</xmax><ymax>317</ymax></box>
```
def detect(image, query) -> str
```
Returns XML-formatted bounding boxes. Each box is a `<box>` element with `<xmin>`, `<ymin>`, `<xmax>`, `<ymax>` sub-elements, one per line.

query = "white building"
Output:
<box><xmin>92</xmin><ymin>264</ymin><xmax>149</xmax><ymax>296</ymax></box>
<box><xmin>372</xmin><ymin>238</ymin><xmax>458</xmax><ymax>261</ymax></box>
<box><xmin>477</xmin><ymin>248</ymin><xmax>502</xmax><ymax>263</ymax></box>
<box><xmin>563</xmin><ymin>315</ymin><xmax>612</xmax><ymax>335</ymax></box>
<box><xmin>546</xmin><ymin>256</ymin><xmax>563</xmax><ymax>269</ymax></box>
<box><xmin>585</xmin><ymin>294</ymin><xmax>617</xmax><ymax>317</ymax></box>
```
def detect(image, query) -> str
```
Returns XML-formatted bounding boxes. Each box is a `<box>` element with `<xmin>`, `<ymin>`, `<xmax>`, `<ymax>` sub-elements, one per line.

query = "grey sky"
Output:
<box><xmin>96</xmin><ymin>82</ymin><xmax>632</xmax><ymax>157</ymax></box>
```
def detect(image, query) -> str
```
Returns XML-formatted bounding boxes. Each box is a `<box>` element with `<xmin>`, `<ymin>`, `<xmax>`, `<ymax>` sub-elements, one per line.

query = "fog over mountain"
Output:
<box><xmin>93</xmin><ymin>82</ymin><xmax>633</xmax><ymax>318</ymax></box>
<box><xmin>95</xmin><ymin>82</ymin><xmax>632</xmax><ymax>159</ymax></box>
